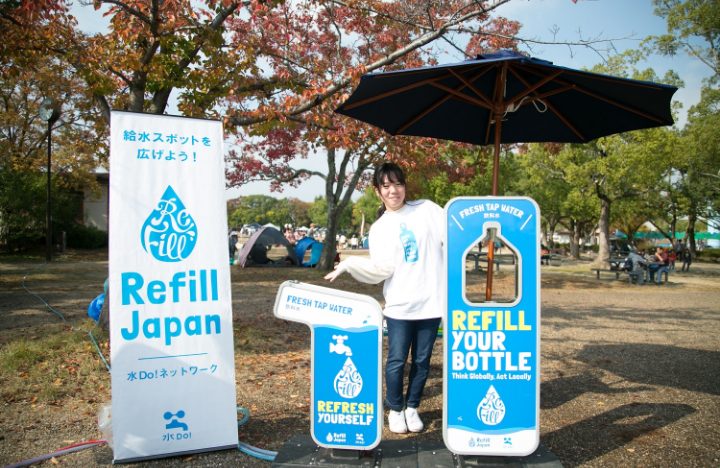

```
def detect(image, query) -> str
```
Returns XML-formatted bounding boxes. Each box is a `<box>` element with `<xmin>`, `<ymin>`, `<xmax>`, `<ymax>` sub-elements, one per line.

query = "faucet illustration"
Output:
<box><xmin>330</xmin><ymin>335</ymin><xmax>352</xmax><ymax>356</ymax></box>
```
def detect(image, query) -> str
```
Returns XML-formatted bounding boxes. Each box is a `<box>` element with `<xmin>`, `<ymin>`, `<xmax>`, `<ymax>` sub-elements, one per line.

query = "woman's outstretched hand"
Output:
<box><xmin>324</xmin><ymin>266</ymin><xmax>341</xmax><ymax>282</ymax></box>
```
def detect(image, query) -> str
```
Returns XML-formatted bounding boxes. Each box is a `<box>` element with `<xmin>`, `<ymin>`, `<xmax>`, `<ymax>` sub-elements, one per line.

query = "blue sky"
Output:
<box><xmin>72</xmin><ymin>1</ymin><xmax>713</xmax><ymax>202</ymax></box>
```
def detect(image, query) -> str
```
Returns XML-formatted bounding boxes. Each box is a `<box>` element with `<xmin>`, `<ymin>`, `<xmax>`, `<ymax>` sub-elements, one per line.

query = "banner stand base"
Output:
<box><xmin>271</xmin><ymin>435</ymin><xmax>563</xmax><ymax>468</ymax></box>
<box><xmin>113</xmin><ymin>443</ymin><xmax>238</xmax><ymax>464</ymax></box>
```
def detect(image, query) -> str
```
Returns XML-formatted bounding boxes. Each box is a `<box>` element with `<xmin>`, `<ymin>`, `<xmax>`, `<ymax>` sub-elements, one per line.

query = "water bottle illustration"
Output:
<box><xmin>141</xmin><ymin>186</ymin><xmax>197</xmax><ymax>262</ymax></box>
<box><xmin>333</xmin><ymin>357</ymin><xmax>363</xmax><ymax>399</ymax></box>
<box><xmin>477</xmin><ymin>385</ymin><xmax>505</xmax><ymax>425</ymax></box>
<box><xmin>399</xmin><ymin>223</ymin><xmax>418</xmax><ymax>263</ymax></box>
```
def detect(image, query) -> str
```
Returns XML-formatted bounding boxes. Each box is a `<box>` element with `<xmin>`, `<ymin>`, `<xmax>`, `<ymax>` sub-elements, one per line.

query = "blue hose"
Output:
<box><xmin>237</xmin><ymin>408</ymin><xmax>278</xmax><ymax>461</ymax></box>
<box><xmin>19</xmin><ymin>262</ymin><xmax>277</xmax><ymax>464</ymax></box>
<box><xmin>22</xmin><ymin>260</ymin><xmax>111</xmax><ymax>372</ymax></box>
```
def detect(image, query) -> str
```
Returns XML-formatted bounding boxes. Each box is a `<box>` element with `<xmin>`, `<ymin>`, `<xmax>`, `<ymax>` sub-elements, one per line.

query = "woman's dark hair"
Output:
<box><xmin>373</xmin><ymin>162</ymin><xmax>406</xmax><ymax>219</ymax></box>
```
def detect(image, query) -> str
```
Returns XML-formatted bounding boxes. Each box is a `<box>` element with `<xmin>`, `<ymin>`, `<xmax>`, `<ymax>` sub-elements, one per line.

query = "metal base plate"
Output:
<box><xmin>271</xmin><ymin>435</ymin><xmax>563</xmax><ymax>468</ymax></box>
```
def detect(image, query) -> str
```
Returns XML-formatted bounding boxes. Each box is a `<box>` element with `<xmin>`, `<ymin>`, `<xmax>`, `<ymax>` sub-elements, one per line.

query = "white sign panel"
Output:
<box><xmin>273</xmin><ymin>281</ymin><xmax>383</xmax><ymax>450</ymax></box>
<box><xmin>109</xmin><ymin>111</ymin><xmax>237</xmax><ymax>462</ymax></box>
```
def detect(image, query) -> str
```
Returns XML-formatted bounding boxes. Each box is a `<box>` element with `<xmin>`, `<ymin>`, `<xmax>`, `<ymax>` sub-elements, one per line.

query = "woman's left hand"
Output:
<box><xmin>324</xmin><ymin>266</ymin><xmax>341</xmax><ymax>282</ymax></box>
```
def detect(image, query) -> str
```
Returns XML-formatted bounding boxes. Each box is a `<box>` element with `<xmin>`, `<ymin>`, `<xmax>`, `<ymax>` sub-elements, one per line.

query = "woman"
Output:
<box><xmin>325</xmin><ymin>162</ymin><xmax>445</xmax><ymax>434</ymax></box>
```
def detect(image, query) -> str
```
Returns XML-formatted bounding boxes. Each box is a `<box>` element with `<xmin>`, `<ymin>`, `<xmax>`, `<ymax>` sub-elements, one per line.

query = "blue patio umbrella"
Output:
<box><xmin>335</xmin><ymin>50</ymin><xmax>677</xmax><ymax>299</ymax></box>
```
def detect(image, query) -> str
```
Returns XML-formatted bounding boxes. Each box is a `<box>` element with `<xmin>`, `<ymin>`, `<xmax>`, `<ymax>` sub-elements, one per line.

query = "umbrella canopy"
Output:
<box><xmin>335</xmin><ymin>50</ymin><xmax>677</xmax><ymax>194</ymax></box>
<box><xmin>335</xmin><ymin>50</ymin><xmax>677</xmax><ymax>301</ymax></box>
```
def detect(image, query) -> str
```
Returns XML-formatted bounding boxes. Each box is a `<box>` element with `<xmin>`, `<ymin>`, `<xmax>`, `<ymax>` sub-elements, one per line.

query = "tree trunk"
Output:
<box><xmin>548</xmin><ymin>220</ymin><xmax>558</xmax><ymax>250</ymax></box>
<box><xmin>541</xmin><ymin>220</ymin><xmax>549</xmax><ymax>248</ymax></box>
<box><xmin>316</xmin><ymin>147</ymin><xmax>372</xmax><ymax>271</ymax></box>
<box><xmin>319</xmin><ymin>204</ymin><xmax>340</xmax><ymax>270</ymax></box>
<box><xmin>687</xmin><ymin>213</ymin><xmax>697</xmax><ymax>259</ymax></box>
<box><xmin>570</xmin><ymin>219</ymin><xmax>581</xmax><ymax>260</ymax></box>
<box><xmin>593</xmin><ymin>197</ymin><xmax>612</xmax><ymax>266</ymax></box>
<box><xmin>581</xmin><ymin>222</ymin><xmax>598</xmax><ymax>251</ymax></box>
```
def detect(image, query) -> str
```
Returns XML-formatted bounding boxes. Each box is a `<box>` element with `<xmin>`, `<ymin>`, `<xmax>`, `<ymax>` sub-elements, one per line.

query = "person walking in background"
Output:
<box><xmin>675</xmin><ymin>239</ymin><xmax>684</xmax><ymax>256</ymax></box>
<box><xmin>339</xmin><ymin>233</ymin><xmax>347</xmax><ymax>250</ymax></box>
<box><xmin>324</xmin><ymin>162</ymin><xmax>444</xmax><ymax>435</ymax></box>
<box><xmin>681</xmin><ymin>247</ymin><xmax>692</xmax><ymax>271</ymax></box>
<box><xmin>228</xmin><ymin>231</ymin><xmax>238</xmax><ymax>261</ymax></box>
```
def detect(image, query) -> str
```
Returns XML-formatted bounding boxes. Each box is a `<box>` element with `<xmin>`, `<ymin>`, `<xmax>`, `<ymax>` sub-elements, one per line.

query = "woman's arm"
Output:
<box><xmin>324</xmin><ymin>256</ymin><xmax>394</xmax><ymax>283</ymax></box>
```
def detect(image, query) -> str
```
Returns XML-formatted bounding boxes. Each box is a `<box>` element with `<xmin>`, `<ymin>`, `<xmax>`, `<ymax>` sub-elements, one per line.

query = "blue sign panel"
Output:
<box><xmin>274</xmin><ymin>281</ymin><xmax>383</xmax><ymax>450</ymax></box>
<box><xmin>443</xmin><ymin>197</ymin><xmax>540</xmax><ymax>456</ymax></box>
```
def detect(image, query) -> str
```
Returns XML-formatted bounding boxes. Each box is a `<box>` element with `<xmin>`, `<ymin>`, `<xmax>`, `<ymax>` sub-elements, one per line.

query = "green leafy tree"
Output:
<box><xmin>515</xmin><ymin>144</ymin><xmax>572</xmax><ymax>248</ymax></box>
<box><xmin>612</xmin><ymin>197</ymin><xmax>650</xmax><ymax>243</ymax></box>
<box><xmin>288</xmin><ymin>198</ymin><xmax>312</xmax><ymax>228</ymax></box>
<box><xmin>308</xmin><ymin>196</ymin><xmax>353</xmax><ymax>233</ymax></box>
<box><xmin>227</xmin><ymin>195</ymin><xmax>291</xmax><ymax>227</ymax></box>
<box><xmin>417</xmin><ymin>145</ymin><xmax>520</xmax><ymax>207</ymax></box>
<box><xmin>353</xmin><ymin>186</ymin><xmax>382</xmax><ymax>227</ymax></box>
<box><xmin>564</xmin><ymin>188</ymin><xmax>600</xmax><ymax>258</ymax></box>
<box><xmin>0</xmin><ymin>169</ymin><xmax>82</xmax><ymax>251</ymax></box>
<box><xmin>645</xmin><ymin>0</ymin><xmax>720</xmax><ymax>258</ymax></box>
<box><xmin>516</xmin><ymin>143</ymin><xmax>599</xmax><ymax>258</ymax></box>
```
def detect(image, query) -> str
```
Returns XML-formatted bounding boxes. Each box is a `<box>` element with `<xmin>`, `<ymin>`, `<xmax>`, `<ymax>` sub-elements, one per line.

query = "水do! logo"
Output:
<box><xmin>141</xmin><ymin>186</ymin><xmax>197</xmax><ymax>262</ymax></box>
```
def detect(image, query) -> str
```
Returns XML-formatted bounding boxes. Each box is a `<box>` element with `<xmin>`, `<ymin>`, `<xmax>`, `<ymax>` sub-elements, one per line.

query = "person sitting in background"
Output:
<box><xmin>623</xmin><ymin>247</ymin><xmax>646</xmax><ymax>285</ymax></box>
<box><xmin>625</xmin><ymin>248</ymin><xmax>645</xmax><ymax>273</ymax></box>
<box><xmin>651</xmin><ymin>247</ymin><xmax>670</xmax><ymax>284</ymax></box>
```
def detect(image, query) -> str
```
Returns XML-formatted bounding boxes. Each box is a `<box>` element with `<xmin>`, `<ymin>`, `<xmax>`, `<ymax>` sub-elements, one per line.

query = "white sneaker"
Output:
<box><xmin>405</xmin><ymin>407</ymin><xmax>424</xmax><ymax>432</ymax></box>
<box><xmin>388</xmin><ymin>410</ymin><xmax>408</xmax><ymax>434</ymax></box>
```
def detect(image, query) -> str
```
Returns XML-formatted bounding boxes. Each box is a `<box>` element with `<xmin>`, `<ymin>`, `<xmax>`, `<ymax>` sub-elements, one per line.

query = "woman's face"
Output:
<box><xmin>375</xmin><ymin>175</ymin><xmax>406</xmax><ymax>212</ymax></box>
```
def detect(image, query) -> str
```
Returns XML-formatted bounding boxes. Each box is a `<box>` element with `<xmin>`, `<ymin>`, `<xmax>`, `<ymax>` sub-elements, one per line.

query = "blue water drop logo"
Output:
<box><xmin>141</xmin><ymin>186</ymin><xmax>197</xmax><ymax>262</ymax></box>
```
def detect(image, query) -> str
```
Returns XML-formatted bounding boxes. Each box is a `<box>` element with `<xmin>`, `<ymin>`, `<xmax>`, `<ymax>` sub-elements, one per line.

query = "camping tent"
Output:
<box><xmin>263</xmin><ymin>223</ymin><xmax>281</xmax><ymax>231</ymax></box>
<box><xmin>294</xmin><ymin>237</ymin><xmax>324</xmax><ymax>267</ymax></box>
<box><xmin>237</xmin><ymin>227</ymin><xmax>299</xmax><ymax>267</ymax></box>
<box><xmin>242</xmin><ymin>223</ymin><xmax>262</xmax><ymax>235</ymax></box>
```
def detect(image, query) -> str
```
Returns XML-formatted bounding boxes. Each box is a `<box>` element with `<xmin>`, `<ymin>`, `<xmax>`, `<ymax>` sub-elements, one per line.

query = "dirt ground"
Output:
<box><xmin>0</xmin><ymin>249</ymin><xmax>719</xmax><ymax>468</ymax></box>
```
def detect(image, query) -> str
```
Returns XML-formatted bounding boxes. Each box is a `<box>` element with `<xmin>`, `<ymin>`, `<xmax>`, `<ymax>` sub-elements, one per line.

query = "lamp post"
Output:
<box><xmin>38</xmin><ymin>99</ymin><xmax>61</xmax><ymax>262</ymax></box>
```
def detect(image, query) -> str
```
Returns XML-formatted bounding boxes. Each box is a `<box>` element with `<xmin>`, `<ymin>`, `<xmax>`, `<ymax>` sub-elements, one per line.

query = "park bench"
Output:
<box><xmin>590</xmin><ymin>266</ymin><xmax>669</xmax><ymax>285</ymax></box>
<box><xmin>466</xmin><ymin>252</ymin><xmax>515</xmax><ymax>272</ymax></box>
<box><xmin>590</xmin><ymin>267</ymin><xmax>645</xmax><ymax>284</ymax></box>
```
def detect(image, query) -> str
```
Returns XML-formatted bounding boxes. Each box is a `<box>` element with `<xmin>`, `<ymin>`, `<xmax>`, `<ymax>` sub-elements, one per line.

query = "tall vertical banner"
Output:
<box><xmin>109</xmin><ymin>111</ymin><xmax>238</xmax><ymax>462</ymax></box>
<box><xmin>443</xmin><ymin>197</ymin><xmax>540</xmax><ymax>456</ymax></box>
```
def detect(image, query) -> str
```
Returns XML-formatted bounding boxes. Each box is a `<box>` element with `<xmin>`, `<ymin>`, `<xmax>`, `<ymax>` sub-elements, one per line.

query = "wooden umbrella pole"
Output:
<box><xmin>486</xmin><ymin>109</ymin><xmax>503</xmax><ymax>302</ymax></box>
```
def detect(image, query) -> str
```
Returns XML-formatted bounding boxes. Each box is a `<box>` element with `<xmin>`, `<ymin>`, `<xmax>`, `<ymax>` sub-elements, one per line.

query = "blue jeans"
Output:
<box><xmin>384</xmin><ymin>316</ymin><xmax>441</xmax><ymax>411</ymax></box>
<box><xmin>655</xmin><ymin>266</ymin><xmax>669</xmax><ymax>282</ymax></box>
<box><xmin>648</xmin><ymin>265</ymin><xmax>660</xmax><ymax>281</ymax></box>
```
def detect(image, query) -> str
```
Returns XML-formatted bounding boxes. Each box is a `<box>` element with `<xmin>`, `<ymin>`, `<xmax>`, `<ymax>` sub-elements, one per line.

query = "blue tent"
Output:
<box><xmin>308</xmin><ymin>243</ymin><xmax>323</xmax><ymax>267</ymax></box>
<box><xmin>295</xmin><ymin>237</ymin><xmax>324</xmax><ymax>268</ymax></box>
<box><xmin>295</xmin><ymin>237</ymin><xmax>316</xmax><ymax>266</ymax></box>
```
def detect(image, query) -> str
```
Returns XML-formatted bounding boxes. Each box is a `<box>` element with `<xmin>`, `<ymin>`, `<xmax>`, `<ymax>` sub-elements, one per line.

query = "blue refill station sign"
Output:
<box><xmin>274</xmin><ymin>281</ymin><xmax>383</xmax><ymax>450</ymax></box>
<box><xmin>443</xmin><ymin>197</ymin><xmax>540</xmax><ymax>456</ymax></box>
